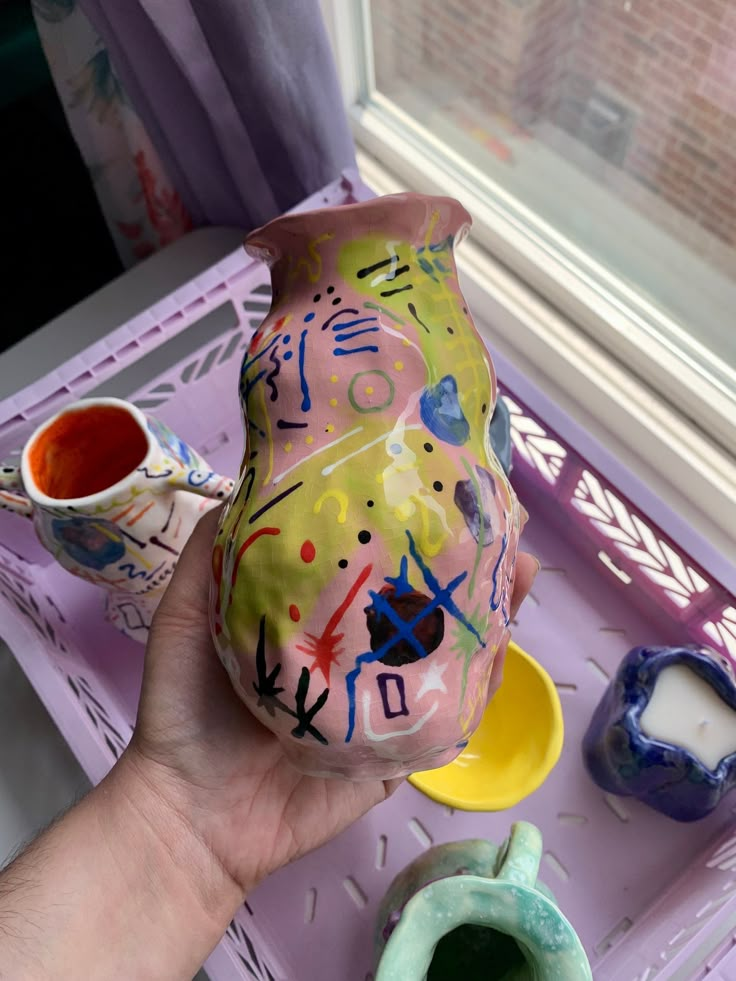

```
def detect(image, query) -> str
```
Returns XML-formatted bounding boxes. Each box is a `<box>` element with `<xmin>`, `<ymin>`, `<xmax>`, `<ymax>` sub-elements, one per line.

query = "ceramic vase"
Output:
<box><xmin>211</xmin><ymin>193</ymin><xmax>520</xmax><ymax>780</ymax></box>
<box><xmin>0</xmin><ymin>397</ymin><xmax>234</xmax><ymax>640</ymax></box>
<box><xmin>375</xmin><ymin>821</ymin><xmax>592</xmax><ymax>980</ymax></box>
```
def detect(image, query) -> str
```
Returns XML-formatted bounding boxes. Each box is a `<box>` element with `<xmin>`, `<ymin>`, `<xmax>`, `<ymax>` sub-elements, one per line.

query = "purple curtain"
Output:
<box><xmin>77</xmin><ymin>0</ymin><xmax>356</xmax><ymax>230</ymax></box>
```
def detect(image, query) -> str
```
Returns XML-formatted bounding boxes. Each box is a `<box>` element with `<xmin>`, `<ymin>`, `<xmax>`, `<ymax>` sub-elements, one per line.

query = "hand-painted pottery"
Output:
<box><xmin>375</xmin><ymin>822</ymin><xmax>592</xmax><ymax>980</ymax></box>
<box><xmin>211</xmin><ymin>193</ymin><xmax>521</xmax><ymax>779</ymax></box>
<box><xmin>0</xmin><ymin>398</ymin><xmax>233</xmax><ymax>641</ymax></box>
<box><xmin>489</xmin><ymin>395</ymin><xmax>512</xmax><ymax>477</ymax></box>
<box><xmin>583</xmin><ymin>644</ymin><xmax>736</xmax><ymax>821</ymax></box>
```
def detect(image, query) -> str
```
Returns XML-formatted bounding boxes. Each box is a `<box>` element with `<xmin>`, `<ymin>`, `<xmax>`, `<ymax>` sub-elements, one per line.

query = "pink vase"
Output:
<box><xmin>211</xmin><ymin>193</ymin><xmax>521</xmax><ymax>779</ymax></box>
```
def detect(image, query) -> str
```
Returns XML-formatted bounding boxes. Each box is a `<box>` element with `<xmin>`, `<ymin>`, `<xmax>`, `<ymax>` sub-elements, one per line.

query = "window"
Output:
<box><xmin>322</xmin><ymin>0</ymin><xmax>736</xmax><ymax>554</ymax></box>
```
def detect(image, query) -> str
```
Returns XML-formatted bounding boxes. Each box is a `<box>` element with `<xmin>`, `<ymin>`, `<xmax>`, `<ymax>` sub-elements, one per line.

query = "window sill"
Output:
<box><xmin>356</xmin><ymin>149</ymin><xmax>736</xmax><ymax>575</ymax></box>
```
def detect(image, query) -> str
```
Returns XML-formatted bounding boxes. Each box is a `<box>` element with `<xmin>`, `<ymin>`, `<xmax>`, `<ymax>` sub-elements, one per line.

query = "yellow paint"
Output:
<box><xmin>329</xmin><ymin>398</ymin><xmax>338</xmax><ymax>407</ymax></box>
<box><xmin>287</xmin><ymin>231</ymin><xmax>333</xmax><ymax>285</ymax></box>
<box><xmin>409</xmin><ymin>643</ymin><xmax>564</xmax><ymax>812</ymax></box>
<box><xmin>402</xmin><ymin>338</ymin><xmax>411</xmax><ymax>346</ymax></box>
<box><xmin>417</xmin><ymin>496</ymin><xmax>447</xmax><ymax>558</ymax></box>
<box><xmin>394</xmin><ymin>360</ymin><xmax>404</xmax><ymax>371</ymax></box>
<box><xmin>424</xmin><ymin>208</ymin><xmax>440</xmax><ymax>251</ymax></box>
<box><xmin>305</xmin><ymin>435</ymin><xmax>314</xmax><ymax>445</ymax></box>
<box><xmin>365</xmin><ymin>386</ymin><xmax>374</xmax><ymax>394</ymax></box>
<box><xmin>394</xmin><ymin>500</ymin><xmax>416</xmax><ymax>521</ymax></box>
<box><xmin>325</xmin><ymin>424</ymin><xmax>334</xmax><ymax>433</ymax></box>
<box><xmin>330</xmin><ymin>374</ymin><xmax>338</xmax><ymax>383</ymax></box>
<box><xmin>314</xmin><ymin>488</ymin><xmax>349</xmax><ymax>524</ymax></box>
<box><xmin>284</xmin><ymin>442</ymin><xmax>293</xmax><ymax>453</ymax></box>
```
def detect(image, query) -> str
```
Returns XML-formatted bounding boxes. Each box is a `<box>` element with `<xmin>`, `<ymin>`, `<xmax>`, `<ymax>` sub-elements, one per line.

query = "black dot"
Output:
<box><xmin>338</xmin><ymin>558</ymin><xmax>348</xmax><ymax>569</ymax></box>
<box><xmin>433</xmin><ymin>481</ymin><xmax>443</xmax><ymax>492</ymax></box>
<box><xmin>367</xmin><ymin>499</ymin><xmax>374</xmax><ymax>507</ymax></box>
<box><xmin>217</xmin><ymin>491</ymin><xmax>225</xmax><ymax>498</ymax></box>
<box><xmin>447</xmin><ymin>326</ymin><xmax>454</xmax><ymax>334</ymax></box>
<box><xmin>463</xmin><ymin>306</ymin><xmax>468</xmax><ymax>313</ymax></box>
<box><xmin>358</xmin><ymin>530</ymin><xmax>371</xmax><ymax>544</ymax></box>
<box><xmin>481</xmin><ymin>403</ymin><xmax>487</xmax><ymax>414</ymax></box>
<box><xmin>313</xmin><ymin>293</ymin><xmax>321</xmax><ymax>302</ymax></box>
<box><xmin>424</xmin><ymin>442</ymin><xmax>434</xmax><ymax>453</ymax></box>
<box><xmin>332</xmin><ymin>296</ymin><xmax>342</xmax><ymax>305</ymax></box>
<box><xmin>2</xmin><ymin>467</ymin><xmax>13</xmax><ymax>473</ymax></box>
<box><xmin>327</xmin><ymin>285</ymin><xmax>335</xmax><ymax>294</ymax></box>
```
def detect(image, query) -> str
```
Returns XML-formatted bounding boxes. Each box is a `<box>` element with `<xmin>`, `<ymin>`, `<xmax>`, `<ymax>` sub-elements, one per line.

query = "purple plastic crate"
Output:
<box><xmin>1</xmin><ymin>172</ymin><xmax>735</xmax><ymax>981</ymax></box>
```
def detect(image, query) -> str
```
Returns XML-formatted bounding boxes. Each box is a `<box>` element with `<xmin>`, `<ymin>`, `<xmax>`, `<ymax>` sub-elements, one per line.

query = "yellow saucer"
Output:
<box><xmin>409</xmin><ymin>642</ymin><xmax>564</xmax><ymax>811</ymax></box>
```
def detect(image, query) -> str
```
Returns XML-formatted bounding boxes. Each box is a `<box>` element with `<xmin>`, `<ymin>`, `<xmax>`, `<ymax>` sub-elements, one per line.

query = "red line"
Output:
<box><xmin>231</xmin><ymin>527</ymin><xmax>280</xmax><ymax>585</ymax></box>
<box><xmin>111</xmin><ymin>503</ymin><xmax>136</xmax><ymax>523</ymax></box>
<box><xmin>128</xmin><ymin>500</ymin><xmax>155</xmax><ymax>526</ymax></box>
<box><xmin>324</xmin><ymin>563</ymin><xmax>373</xmax><ymax>638</ymax></box>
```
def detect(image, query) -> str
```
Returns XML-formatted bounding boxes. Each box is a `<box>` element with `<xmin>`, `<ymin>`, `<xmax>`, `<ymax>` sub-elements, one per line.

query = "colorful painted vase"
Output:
<box><xmin>211</xmin><ymin>193</ymin><xmax>521</xmax><ymax>779</ymax></box>
<box><xmin>375</xmin><ymin>822</ymin><xmax>592</xmax><ymax>980</ymax></box>
<box><xmin>583</xmin><ymin>644</ymin><xmax>736</xmax><ymax>821</ymax></box>
<box><xmin>0</xmin><ymin>398</ymin><xmax>233</xmax><ymax>640</ymax></box>
<box><xmin>489</xmin><ymin>395</ymin><xmax>512</xmax><ymax>477</ymax></box>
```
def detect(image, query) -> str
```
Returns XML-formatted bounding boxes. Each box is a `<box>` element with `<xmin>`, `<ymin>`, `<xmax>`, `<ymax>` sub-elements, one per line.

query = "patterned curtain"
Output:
<box><xmin>32</xmin><ymin>0</ymin><xmax>192</xmax><ymax>267</ymax></box>
<box><xmin>31</xmin><ymin>0</ymin><xmax>355</xmax><ymax>268</ymax></box>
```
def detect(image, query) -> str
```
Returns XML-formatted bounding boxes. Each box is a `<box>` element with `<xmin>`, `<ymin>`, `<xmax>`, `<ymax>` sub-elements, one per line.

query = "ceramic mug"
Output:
<box><xmin>0</xmin><ymin>397</ymin><xmax>234</xmax><ymax>640</ymax></box>
<box><xmin>375</xmin><ymin>822</ymin><xmax>592</xmax><ymax>980</ymax></box>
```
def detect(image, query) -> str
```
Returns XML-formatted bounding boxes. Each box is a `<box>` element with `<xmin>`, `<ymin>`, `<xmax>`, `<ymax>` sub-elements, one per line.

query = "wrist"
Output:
<box><xmin>97</xmin><ymin>748</ymin><xmax>247</xmax><ymax>969</ymax></box>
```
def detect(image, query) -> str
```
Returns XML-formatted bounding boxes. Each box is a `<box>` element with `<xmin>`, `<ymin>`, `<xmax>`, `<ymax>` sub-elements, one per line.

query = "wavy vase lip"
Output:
<box><xmin>244</xmin><ymin>192</ymin><xmax>473</xmax><ymax>265</ymax></box>
<box><xmin>21</xmin><ymin>397</ymin><xmax>158</xmax><ymax>509</ymax></box>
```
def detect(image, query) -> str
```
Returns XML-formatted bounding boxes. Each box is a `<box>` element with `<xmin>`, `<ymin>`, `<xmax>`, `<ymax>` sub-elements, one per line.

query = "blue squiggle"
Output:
<box><xmin>489</xmin><ymin>533</ymin><xmax>508</xmax><ymax>612</ymax></box>
<box><xmin>298</xmin><ymin>329</ymin><xmax>311</xmax><ymax>411</ymax></box>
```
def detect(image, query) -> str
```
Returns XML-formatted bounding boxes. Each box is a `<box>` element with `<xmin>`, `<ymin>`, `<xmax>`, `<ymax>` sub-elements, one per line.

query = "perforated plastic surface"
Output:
<box><xmin>1</xmin><ymin>173</ymin><xmax>735</xmax><ymax>980</ymax></box>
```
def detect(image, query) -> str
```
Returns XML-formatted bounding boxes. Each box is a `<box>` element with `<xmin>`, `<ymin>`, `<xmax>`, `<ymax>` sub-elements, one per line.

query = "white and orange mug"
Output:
<box><xmin>0</xmin><ymin>397</ymin><xmax>234</xmax><ymax>640</ymax></box>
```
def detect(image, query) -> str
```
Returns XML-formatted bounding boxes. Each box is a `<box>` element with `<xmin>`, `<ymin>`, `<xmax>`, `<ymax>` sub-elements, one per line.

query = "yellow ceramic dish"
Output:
<box><xmin>409</xmin><ymin>642</ymin><xmax>564</xmax><ymax>811</ymax></box>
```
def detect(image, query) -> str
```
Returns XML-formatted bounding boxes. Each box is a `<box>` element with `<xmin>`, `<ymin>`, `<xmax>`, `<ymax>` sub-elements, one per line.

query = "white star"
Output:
<box><xmin>416</xmin><ymin>661</ymin><xmax>449</xmax><ymax>699</ymax></box>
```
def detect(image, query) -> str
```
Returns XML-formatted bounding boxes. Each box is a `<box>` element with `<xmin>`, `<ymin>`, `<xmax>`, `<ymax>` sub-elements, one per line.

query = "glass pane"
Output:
<box><xmin>368</xmin><ymin>0</ymin><xmax>736</xmax><ymax>385</ymax></box>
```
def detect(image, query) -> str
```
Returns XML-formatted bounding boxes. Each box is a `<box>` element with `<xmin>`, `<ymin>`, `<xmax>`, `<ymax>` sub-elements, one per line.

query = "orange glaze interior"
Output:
<box><xmin>28</xmin><ymin>405</ymin><xmax>149</xmax><ymax>499</ymax></box>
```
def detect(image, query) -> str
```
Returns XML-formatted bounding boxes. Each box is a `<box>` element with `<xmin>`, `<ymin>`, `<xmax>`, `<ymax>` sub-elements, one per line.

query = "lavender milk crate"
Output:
<box><xmin>1</xmin><ymin>172</ymin><xmax>735</xmax><ymax>981</ymax></box>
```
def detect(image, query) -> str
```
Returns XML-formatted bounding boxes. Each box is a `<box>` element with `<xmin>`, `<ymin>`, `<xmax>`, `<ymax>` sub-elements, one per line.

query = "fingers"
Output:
<box><xmin>485</xmin><ymin>551</ymin><xmax>538</xmax><ymax>706</ymax></box>
<box><xmin>150</xmin><ymin>506</ymin><xmax>222</xmax><ymax>635</ymax></box>
<box><xmin>509</xmin><ymin>551</ymin><xmax>539</xmax><ymax>623</ymax></box>
<box><xmin>486</xmin><ymin>630</ymin><xmax>510</xmax><ymax>705</ymax></box>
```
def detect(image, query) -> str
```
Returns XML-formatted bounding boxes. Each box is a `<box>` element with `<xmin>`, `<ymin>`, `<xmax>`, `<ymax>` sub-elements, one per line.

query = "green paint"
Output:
<box><xmin>365</xmin><ymin>301</ymin><xmax>405</xmax><ymax>324</ymax></box>
<box><xmin>347</xmin><ymin>369</ymin><xmax>395</xmax><ymax>414</ymax></box>
<box><xmin>452</xmin><ymin>603</ymin><xmax>487</xmax><ymax>706</ymax></box>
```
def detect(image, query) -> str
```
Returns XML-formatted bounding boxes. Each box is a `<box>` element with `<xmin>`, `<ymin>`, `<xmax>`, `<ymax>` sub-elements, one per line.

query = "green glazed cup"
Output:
<box><xmin>375</xmin><ymin>822</ymin><xmax>592</xmax><ymax>981</ymax></box>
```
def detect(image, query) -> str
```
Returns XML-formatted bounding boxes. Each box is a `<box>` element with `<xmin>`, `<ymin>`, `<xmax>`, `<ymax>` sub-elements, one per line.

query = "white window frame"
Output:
<box><xmin>321</xmin><ymin>0</ymin><xmax>736</xmax><ymax>566</ymax></box>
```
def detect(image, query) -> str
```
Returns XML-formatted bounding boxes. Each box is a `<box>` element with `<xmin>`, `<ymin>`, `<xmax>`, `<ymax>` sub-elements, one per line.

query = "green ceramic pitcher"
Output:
<box><xmin>374</xmin><ymin>822</ymin><xmax>591</xmax><ymax>981</ymax></box>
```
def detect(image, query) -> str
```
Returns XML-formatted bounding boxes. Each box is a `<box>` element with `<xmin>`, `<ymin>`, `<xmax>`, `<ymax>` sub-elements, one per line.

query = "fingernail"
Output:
<box><xmin>532</xmin><ymin>557</ymin><xmax>541</xmax><ymax>580</ymax></box>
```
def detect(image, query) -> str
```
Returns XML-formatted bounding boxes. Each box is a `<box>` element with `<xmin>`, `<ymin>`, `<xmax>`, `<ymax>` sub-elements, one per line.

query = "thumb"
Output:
<box><xmin>148</xmin><ymin>505</ymin><xmax>221</xmax><ymax>646</ymax></box>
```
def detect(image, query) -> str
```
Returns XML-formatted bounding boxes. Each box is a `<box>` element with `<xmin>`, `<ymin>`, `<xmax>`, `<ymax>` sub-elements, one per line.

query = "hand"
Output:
<box><xmin>125</xmin><ymin>508</ymin><xmax>539</xmax><ymax>904</ymax></box>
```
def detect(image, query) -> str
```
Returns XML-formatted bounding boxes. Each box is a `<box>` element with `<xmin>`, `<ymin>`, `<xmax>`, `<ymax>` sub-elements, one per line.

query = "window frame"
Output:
<box><xmin>321</xmin><ymin>0</ymin><xmax>736</xmax><ymax>564</ymax></box>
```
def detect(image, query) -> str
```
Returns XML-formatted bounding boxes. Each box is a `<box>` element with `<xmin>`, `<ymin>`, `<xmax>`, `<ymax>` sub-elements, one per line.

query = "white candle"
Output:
<box><xmin>640</xmin><ymin>664</ymin><xmax>736</xmax><ymax>771</ymax></box>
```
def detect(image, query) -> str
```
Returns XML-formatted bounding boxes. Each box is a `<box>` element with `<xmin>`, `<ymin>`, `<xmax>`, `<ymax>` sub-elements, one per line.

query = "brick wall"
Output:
<box><xmin>370</xmin><ymin>0</ymin><xmax>736</xmax><ymax>262</ymax></box>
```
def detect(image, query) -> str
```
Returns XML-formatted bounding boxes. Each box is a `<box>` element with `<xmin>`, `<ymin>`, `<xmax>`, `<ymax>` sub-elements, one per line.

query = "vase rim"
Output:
<box><xmin>379</xmin><ymin>875</ymin><xmax>590</xmax><ymax>980</ymax></box>
<box><xmin>20</xmin><ymin>397</ymin><xmax>157</xmax><ymax>509</ymax></box>
<box><xmin>244</xmin><ymin>192</ymin><xmax>472</xmax><ymax>260</ymax></box>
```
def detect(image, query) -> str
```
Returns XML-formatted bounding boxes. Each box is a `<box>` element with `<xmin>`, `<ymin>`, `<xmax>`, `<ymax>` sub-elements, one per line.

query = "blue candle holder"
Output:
<box><xmin>582</xmin><ymin>645</ymin><xmax>736</xmax><ymax>822</ymax></box>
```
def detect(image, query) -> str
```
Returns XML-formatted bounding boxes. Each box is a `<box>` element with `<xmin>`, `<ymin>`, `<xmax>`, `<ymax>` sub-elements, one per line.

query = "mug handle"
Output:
<box><xmin>165</xmin><ymin>468</ymin><xmax>235</xmax><ymax>501</ymax></box>
<box><xmin>494</xmin><ymin>821</ymin><xmax>543</xmax><ymax>888</ymax></box>
<box><xmin>0</xmin><ymin>465</ymin><xmax>33</xmax><ymax>518</ymax></box>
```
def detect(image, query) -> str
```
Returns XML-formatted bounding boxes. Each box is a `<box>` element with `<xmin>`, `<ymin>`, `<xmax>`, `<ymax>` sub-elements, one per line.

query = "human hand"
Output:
<box><xmin>122</xmin><ymin>507</ymin><xmax>539</xmax><ymax>906</ymax></box>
